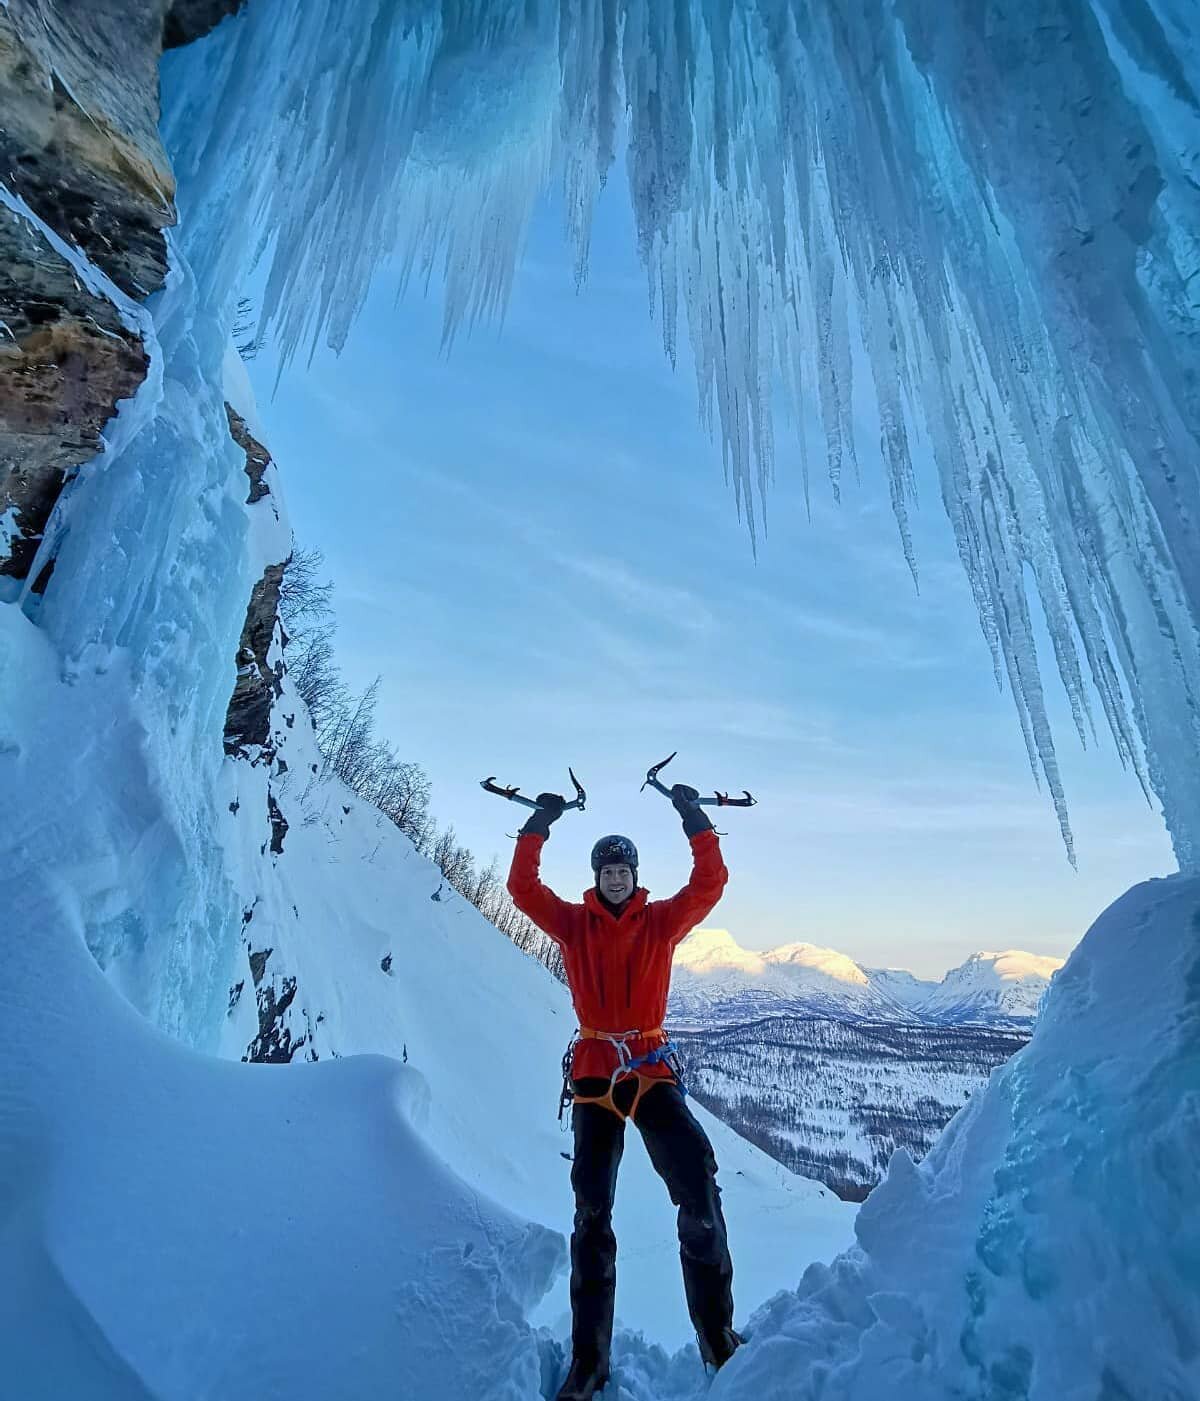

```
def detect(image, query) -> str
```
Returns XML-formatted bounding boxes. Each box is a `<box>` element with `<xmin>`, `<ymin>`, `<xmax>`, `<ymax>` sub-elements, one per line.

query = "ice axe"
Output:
<box><xmin>640</xmin><ymin>752</ymin><xmax>757</xmax><ymax>808</ymax></box>
<box><xmin>480</xmin><ymin>768</ymin><xmax>587</xmax><ymax>813</ymax></box>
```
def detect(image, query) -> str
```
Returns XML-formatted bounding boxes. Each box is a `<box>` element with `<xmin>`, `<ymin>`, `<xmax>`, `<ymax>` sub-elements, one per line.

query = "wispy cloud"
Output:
<box><xmin>550</xmin><ymin>550</ymin><xmax>718</xmax><ymax>634</ymax></box>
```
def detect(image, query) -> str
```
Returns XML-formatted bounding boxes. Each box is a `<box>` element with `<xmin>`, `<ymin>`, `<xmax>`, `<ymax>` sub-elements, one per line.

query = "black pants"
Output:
<box><xmin>568</xmin><ymin>1077</ymin><xmax>735</xmax><ymax>1373</ymax></box>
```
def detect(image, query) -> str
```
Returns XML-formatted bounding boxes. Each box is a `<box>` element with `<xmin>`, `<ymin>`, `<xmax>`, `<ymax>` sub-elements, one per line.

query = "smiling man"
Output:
<box><xmin>506</xmin><ymin>784</ymin><xmax>739</xmax><ymax>1399</ymax></box>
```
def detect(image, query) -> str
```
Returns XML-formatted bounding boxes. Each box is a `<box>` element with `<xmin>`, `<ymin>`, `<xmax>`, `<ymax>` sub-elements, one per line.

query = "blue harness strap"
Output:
<box><xmin>557</xmin><ymin>1031</ymin><xmax>689</xmax><ymax>1124</ymax></box>
<box><xmin>625</xmin><ymin>1039</ymin><xmax>689</xmax><ymax>1096</ymax></box>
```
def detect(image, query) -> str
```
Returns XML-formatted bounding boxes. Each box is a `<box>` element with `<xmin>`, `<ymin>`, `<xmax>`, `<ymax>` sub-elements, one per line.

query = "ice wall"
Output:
<box><xmin>0</xmin><ymin>183</ymin><xmax>277</xmax><ymax>1045</ymax></box>
<box><xmin>162</xmin><ymin>0</ymin><xmax>1200</xmax><ymax>867</ymax></box>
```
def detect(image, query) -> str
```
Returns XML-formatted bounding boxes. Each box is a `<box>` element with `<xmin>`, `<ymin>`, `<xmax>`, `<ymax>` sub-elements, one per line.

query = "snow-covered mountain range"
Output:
<box><xmin>667</xmin><ymin>930</ymin><xmax>1063</xmax><ymax>1198</ymax></box>
<box><xmin>670</xmin><ymin>928</ymin><xmax>1063</xmax><ymax>1028</ymax></box>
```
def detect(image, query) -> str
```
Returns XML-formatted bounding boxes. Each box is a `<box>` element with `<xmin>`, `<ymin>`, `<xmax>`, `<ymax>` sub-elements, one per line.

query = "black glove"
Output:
<box><xmin>671</xmin><ymin>783</ymin><xmax>714</xmax><ymax>837</ymax></box>
<box><xmin>519</xmin><ymin>792</ymin><xmax>566</xmax><ymax>838</ymax></box>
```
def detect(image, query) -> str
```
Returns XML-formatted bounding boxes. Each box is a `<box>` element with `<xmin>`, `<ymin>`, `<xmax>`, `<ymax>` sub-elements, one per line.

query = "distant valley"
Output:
<box><xmin>668</xmin><ymin>930</ymin><xmax>1063</xmax><ymax>1199</ymax></box>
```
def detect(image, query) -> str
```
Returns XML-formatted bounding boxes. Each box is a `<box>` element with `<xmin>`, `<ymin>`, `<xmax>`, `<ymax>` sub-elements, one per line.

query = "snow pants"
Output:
<box><xmin>568</xmin><ymin>1076</ymin><xmax>735</xmax><ymax>1373</ymax></box>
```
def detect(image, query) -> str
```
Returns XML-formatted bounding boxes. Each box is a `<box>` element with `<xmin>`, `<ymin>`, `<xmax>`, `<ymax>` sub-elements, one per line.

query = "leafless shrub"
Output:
<box><xmin>275</xmin><ymin>544</ymin><xmax>565</xmax><ymax>983</ymax></box>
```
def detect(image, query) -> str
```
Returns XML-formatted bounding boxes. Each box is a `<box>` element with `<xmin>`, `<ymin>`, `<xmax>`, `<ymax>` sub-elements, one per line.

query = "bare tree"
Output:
<box><xmin>277</xmin><ymin>540</ymin><xmax>567</xmax><ymax>986</ymax></box>
<box><xmin>322</xmin><ymin>678</ymin><xmax>383</xmax><ymax>789</ymax></box>
<box><xmin>369</xmin><ymin>757</ymin><xmax>432</xmax><ymax>839</ymax></box>
<box><xmin>431</xmin><ymin>824</ymin><xmax>479</xmax><ymax>896</ymax></box>
<box><xmin>279</xmin><ymin>546</ymin><xmax>344</xmax><ymax>729</ymax></box>
<box><xmin>288</xmin><ymin>625</ymin><xmax>344</xmax><ymax>733</ymax></box>
<box><xmin>279</xmin><ymin>544</ymin><xmax>335</xmax><ymax>635</ymax></box>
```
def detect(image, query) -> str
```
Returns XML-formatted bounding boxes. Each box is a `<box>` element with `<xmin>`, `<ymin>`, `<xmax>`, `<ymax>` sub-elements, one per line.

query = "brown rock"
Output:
<box><xmin>0</xmin><ymin>205</ymin><xmax>148</xmax><ymax>580</ymax></box>
<box><xmin>0</xmin><ymin>2</ymin><xmax>178</xmax><ymax>297</ymax></box>
<box><xmin>224</xmin><ymin>560</ymin><xmax>286</xmax><ymax>755</ymax></box>
<box><xmin>163</xmin><ymin>0</ymin><xmax>247</xmax><ymax>49</ymax></box>
<box><xmin>225</xmin><ymin>402</ymin><xmax>272</xmax><ymax>504</ymax></box>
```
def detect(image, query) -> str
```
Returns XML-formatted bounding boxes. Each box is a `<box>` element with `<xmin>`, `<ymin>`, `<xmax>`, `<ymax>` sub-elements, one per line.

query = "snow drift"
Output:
<box><xmin>0</xmin><ymin>875</ymin><xmax>562</xmax><ymax>1401</ymax></box>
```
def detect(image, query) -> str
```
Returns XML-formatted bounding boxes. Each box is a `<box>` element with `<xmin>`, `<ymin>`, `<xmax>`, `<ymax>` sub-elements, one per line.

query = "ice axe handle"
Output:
<box><xmin>480</xmin><ymin>773</ymin><xmax>586</xmax><ymax>812</ymax></box>
<box><xmin>640</xmin><ymin>751</ymin><xmax>756</xmax><ymax>808</ymax></box>
<box><xmin>480</xmin><ymin>778</ymin><xmax>540</xmax><ymax>810</ymax></box>
<box><xmin>708</xmin><ymin>790</ymin><xmax>757</xmax><ymax>808</ymax></box>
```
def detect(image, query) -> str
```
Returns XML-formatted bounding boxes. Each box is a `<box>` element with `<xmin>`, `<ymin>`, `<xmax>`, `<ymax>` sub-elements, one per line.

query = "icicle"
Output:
<box><xmin>158</xmin><ymin>0</ymin><xmax>1200</xmax><ymax>867</ymax></box>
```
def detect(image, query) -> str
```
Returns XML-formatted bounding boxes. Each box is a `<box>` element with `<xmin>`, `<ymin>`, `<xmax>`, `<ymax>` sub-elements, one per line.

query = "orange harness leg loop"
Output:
<box><xmin>571</xmin><ymin>1070</ymin><xmax>667</xmax><ymax>1122</ymax></box>
<box><xmin>571</xmin><ymin>1026</ymin><xmax>671</xmax><ymax>1122</ymax></box>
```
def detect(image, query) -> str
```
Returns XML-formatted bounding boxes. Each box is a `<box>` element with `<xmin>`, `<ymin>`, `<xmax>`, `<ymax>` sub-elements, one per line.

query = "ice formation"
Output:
<box><xmin>1</xmin><ymin>2</ymin><xmax>1197</xmax><ymax>1396</ymax></box>
<box><xmin>160</xmin><ymin>0</ymin><xmax>1200</xmax><ymax>867</ymax></box>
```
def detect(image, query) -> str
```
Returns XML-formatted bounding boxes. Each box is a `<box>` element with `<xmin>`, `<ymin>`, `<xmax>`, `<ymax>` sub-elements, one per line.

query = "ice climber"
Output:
<box><xmin>506</xmin><ymin>782</ymin><xmax>740</xmax><ymax>1400</ymax></box>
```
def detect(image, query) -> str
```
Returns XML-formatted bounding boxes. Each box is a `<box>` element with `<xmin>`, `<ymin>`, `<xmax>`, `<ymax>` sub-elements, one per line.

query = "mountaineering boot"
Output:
<box><xmin>698</xmin><ymin>1325</ymin><xmax>743</xmax><ymax>1371</ymax></box>
<box><xmin>555</xmin><ymin>1356</ymin><xmax>609</xmax><ymax>1400</ymax></box>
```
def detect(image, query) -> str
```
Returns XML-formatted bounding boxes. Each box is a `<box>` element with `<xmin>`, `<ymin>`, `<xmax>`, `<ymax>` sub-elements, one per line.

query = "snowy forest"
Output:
<box><xmin>1</xmin><ymin>2</ymin><xmax>1197</xmax><ymax>1399</ymax></box>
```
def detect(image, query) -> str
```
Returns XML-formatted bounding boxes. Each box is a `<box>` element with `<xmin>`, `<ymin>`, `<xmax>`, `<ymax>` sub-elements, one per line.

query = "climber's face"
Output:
<box><xmin>599</xmin><ymin>863</ymin><xmax>635</xmax><ymax>903</ymax></box>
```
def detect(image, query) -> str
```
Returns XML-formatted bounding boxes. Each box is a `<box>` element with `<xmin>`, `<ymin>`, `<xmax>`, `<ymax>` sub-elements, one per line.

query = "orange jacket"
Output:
<box><xmin>507</xmin><ymin>829</ymin><xmax>728</xmax><ymax>1080</ymax></box>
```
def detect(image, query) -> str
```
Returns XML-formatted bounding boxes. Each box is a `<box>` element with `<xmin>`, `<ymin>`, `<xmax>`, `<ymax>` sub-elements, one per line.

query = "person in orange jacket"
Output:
<box><xmin>506</xmin><ymin>782</ymin><xmax>740</xmax><ymax>1400</ymax></box>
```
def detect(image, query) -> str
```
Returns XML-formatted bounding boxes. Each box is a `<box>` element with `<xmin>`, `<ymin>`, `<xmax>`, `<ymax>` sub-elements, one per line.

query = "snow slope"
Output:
<box><xmin>861</xmin><ymin>966</ymin><xmax>937</xmax><ymax>1012</ymax></box>
<box><xmin>0</xmin><ymin>600</ymin><xmax>854</xmax><ymax>1396</ymax></box>
<box><xmin>0</xmin><ymin>878</ymin><xmax>561</xmax><ymax>1401</ymax></box>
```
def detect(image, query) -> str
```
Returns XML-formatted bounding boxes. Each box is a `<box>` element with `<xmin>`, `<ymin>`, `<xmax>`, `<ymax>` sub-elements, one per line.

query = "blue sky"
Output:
<box><xmin>247</xmin><ymin>183</ymin><xmax>1174</xmax><ymax>979</ymax></box>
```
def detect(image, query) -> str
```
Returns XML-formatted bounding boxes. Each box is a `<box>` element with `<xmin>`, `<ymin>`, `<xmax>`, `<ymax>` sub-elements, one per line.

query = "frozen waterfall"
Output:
<box><xmin>161</xmin><ymin>0</ymin><xmax>1200</xmax><ymax>868</ymax></box>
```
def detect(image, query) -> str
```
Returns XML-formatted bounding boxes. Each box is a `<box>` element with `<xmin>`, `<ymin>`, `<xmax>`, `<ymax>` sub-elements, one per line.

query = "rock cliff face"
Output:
<box><xmin>0</xmin><ymin>202</ymin><xmax>149</xmax><ymax>584</ymax></box>
<box><xmin>224</xmin><ymin>560</ymin><xmax>286</xmax><ymax>756</ymax></box>
<box><xmin>0</xmin><ymin>0</ymin><xmax>246</xmax><ymax>582</ymax></box>
<box><xmin>223</xmin><ymin>403</ymin><xmax>285</xmax><ymax>757</ymax></box>
<box><xmin>2</xmin><ymin>0</ymin><xmax>303</xmax><ymax>1066</ymax></box>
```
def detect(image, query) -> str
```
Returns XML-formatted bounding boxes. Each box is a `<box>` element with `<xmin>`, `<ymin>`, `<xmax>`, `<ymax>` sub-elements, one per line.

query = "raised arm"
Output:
<box><xmin>505</xmin><ymin>794</ymin><xmax>575</xmax><ymax>946</ymax></box>
<box><xmin>654</xmin><ymin>785</ymin><xmax>729</xmax><ymax>944</ymax></box>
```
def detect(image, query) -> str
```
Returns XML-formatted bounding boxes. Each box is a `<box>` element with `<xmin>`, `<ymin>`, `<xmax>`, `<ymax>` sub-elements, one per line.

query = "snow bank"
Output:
<box><xmin>709</xmin><ymin>874</ymin><xmax>1200</xmax><ymax>1400</ymax></box>
<box><xmin>0</xmin><ymin>873</ymin><xmax>562</xmax><ymax>1401</ymax></box>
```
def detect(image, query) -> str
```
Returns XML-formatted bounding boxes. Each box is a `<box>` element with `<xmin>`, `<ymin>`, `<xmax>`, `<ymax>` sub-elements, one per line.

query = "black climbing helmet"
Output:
<box><xmin>591</xmin><ymin>834</ymin><xmax>638</xmax><ymax>883</ymax></box>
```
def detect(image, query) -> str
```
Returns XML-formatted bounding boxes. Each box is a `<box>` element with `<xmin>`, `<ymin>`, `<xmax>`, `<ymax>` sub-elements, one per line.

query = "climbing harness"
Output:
<box><xmin>641</xmin><ymin>751</ymin><xmax>757</xmax><ymax>808</ymax></box>
<box><xmin>558</xmin><ymin>1026</ymin><xmax>689</xmax><ymax>1124</ymax></box>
